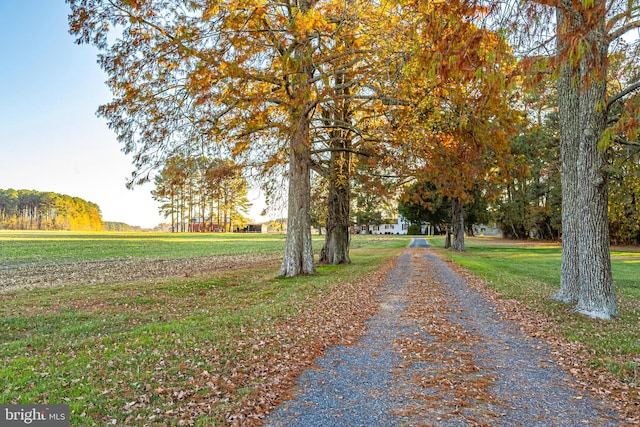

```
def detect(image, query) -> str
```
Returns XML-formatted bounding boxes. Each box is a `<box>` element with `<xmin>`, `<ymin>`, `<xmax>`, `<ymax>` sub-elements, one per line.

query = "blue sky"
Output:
<box><xmin>0</xmin><ymin>1</ymin><xmax>267</xmax><ymax>228</ymax></box>
<box><xmin>0</xmin><ymin>1</ymin><xmax>166</xmax><ymax>228</ymax></box>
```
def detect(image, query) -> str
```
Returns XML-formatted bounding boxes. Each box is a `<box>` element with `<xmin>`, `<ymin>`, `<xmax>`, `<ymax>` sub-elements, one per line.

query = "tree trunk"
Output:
<box><xmin>217</xmin><ymin>200</ymin><xmax>221</xmax><ymax>232</ymax></box>
<box><xmin>451</xmin><ymin>198</ymin><xmax>465</xmax><ymax>252</ymax></box>
<box><xmin>280</xmin><ymin>112</ymin><xmax>317</xmax><ymax>277</ymax></box>
<box><xmin>466</xmin><ymin>224</ymin><xmax>475</xmax><ymax>237</ymax></box>
<box><xmin>200</xmin><ymin>188</ymin><xmax>206</xmax><ymax>233</ymax></box>
<box><xmin>279</xmin><ymin>0</ymin><xmax>317</xmax><ymax>277</ymax></box>
<box><xmin>320</xmin><ymin>163</ymin><xmax>351</xmax><ymax>264</ymax></box>
<box><xmin>574</xmin><ymin>17</ymin><xmax>617</xmax><ymax>319</ymax></box>
<box><xmin>554</xmin><ymin>5</ymin><xmax>581</xmax><ymax>304</ymax></box>
<box><xmin>171</xmin><ymin>192</ymin><xmax>176</xmax><ymax>232</ymax></box>
<box><xmin>319</xmin><ymin>67</ymin><xmax>353</xmax><ymax>265</ymax></box>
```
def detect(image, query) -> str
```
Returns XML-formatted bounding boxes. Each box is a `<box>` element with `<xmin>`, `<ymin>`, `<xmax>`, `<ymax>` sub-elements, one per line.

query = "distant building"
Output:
<box><xmin>240</xmin><ymin>224</ymin><xmax>265</xmax><ymax>233</ymax></box>
<box><xmin>359</xmin><ymin>214</ymin><xmax>410</xmax><ymax>235</ymax></box>
<box><xmin>188</xmin><ymin>222</ymin><xmax>221</xmax><ymax>232</ymax></box>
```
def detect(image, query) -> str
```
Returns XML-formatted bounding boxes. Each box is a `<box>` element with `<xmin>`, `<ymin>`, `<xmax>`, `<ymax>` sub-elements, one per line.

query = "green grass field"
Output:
<box><xmin>429</xmin><ymin>236</ymin><xmax>640</xmax><ymax>383</ymax></box>
<box><xmin>1</xmin><ymin>232</ymin><xmax>638</xmax><ymax>424</ymax></box>
<box><xmin>0</xmin><ymin>231</ymin><xmax>291</xmax><ymax>267</ymax></box>
<box><xmin>0</xmin><ymin>231</ymin><xmax>403</xmax><ymax>267</ymax></box>
<box><xmin>0</xmin><ymin>232</ymin><xmax>409</xmax><ymax>425</ymax></box>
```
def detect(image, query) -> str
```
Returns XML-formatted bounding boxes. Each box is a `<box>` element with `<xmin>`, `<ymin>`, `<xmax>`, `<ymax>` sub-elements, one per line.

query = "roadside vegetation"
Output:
<box><xmin>0</xmin><ymin>232</ymin><xmax>408</xmax><ymax>425</ymax></box>
<box><xmin>430</xmin><ymin>236</ymin><xmax>640</xmax><ymax>415</ymax></box>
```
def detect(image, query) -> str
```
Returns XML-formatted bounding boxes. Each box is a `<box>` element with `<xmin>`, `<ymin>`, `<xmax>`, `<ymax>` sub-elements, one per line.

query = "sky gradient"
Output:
<box><xmin>0</xmin><ymin>1</ymin><xmax>267</xmax><ymax>228</ymax></box>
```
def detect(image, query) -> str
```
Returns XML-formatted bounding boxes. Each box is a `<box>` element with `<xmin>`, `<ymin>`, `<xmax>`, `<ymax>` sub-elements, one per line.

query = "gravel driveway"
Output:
<box><xmin>265</xmin><ymin>239</ymin><xmax>620</xmax><ymax>426</ymax></box>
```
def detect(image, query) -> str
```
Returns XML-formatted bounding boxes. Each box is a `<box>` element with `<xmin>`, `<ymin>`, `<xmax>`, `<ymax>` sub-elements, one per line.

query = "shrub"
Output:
<box><xmin>408</xmin><ymin>224</ymin><xmax>422</xmax><ymax>235</ymax></box>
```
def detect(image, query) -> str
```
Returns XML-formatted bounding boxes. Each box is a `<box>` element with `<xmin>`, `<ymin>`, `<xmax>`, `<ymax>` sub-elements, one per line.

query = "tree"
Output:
<box><xmin>351</xmin><ymin>171</ymin><xmax>399</xmax><ymax>234</ymax></box>
<box><xmin>401</xmin><ymin>180</ymin><xmax>491</xmax><ymax>239</ymax></box>
<box><xmin>462</xmin><ymin>187</ymin><xmax>492</xmax><ymax>237</ymax></box>
<box><xmin>388</xmin><ymin>0</ymin><xmax>519</xmax><ymax>252</ymax></box>
<box><xmin>315</xmin><ymin>79</ymin><xmax>355</xmax><ymax>264</ymax></box>
<box><xmin>463</xmin><ymin>0</ymin><xmax>638</xmax><ymax>318</ymax></box>
<box><xmin>550</xmin><ymin>1</ymin><xmax>584</xmax><ymax>306</ymax></box>
<box><xmin>545</xmin><ymin>0</ymin><xmax>640</xmax><ymax>318</ymax></box>
<box><xmin>69</xmin><ymin>0</ymin><xmax>402</xmax><ymax>276</ymax></box>
<box><xmin>309</xmin><ymin>175</ymin><xmax>328</xmax><ymax>235</ymax></box>
<box><xmin>152</xmin><ymin>155</ymin><xmax>250</xmax><ymax>232</ymax></box>
<box><xmin>152</xmin><ymin>155</ymin><xmax>190</xmax><ymax>232</ymax></box>
<box><xmin>495</xmin><ymin>118</ymin><xmax>562</xmax><ymax>241</ymax></box>
<box><xmin>308</xmin><ymin>3</ymin><xmax>400</xmax><ymax>265</ymax></box>
<box><xmin>607</xmin><ymin>49</ymin><xmax>640</xmax><ymax>245</ymax></box>
<box><xmin>398</xmin><ymin>180</ymin><xmax>451</xmax><ymax>233</ymax></box>
<box><xmin>609</xmin><ymin>145</ymin><xmax>640</xmax><ymax>244</ymax></box>
<box><xmin>0</xmin><ymin>189</ymin><xmax>17</xmax><ymax>227</ymax></box>
<box><xmin>0</xmin><ymin>189</ymin><xmax>104</xmax><ymax>231</ymax></box>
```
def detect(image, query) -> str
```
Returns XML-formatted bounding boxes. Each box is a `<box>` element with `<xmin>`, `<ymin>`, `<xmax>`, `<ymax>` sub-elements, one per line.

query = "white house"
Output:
<box><xmin>360</xmin><ymin>214</ymin><xmax>410</xmax><ymax>235</ymax></box>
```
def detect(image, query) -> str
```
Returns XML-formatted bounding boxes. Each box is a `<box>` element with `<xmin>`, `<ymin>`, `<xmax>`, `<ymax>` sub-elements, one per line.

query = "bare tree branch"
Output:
<box><xmin>607</xmin><ymin>78</ymin><xmax>640</xmax><ymax>110</ymax></box>
<box><xmin>607</xmin><ymin>19</ymin><xmax>640</xmax><ymax>43</ymax></box>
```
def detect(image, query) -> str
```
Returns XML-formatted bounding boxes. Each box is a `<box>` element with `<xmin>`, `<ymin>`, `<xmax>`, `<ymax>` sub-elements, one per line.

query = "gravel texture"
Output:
<box><xmin>265</xmin><ymin>239</ymin><xmax>619</xmax><ymax>426</ymax></box>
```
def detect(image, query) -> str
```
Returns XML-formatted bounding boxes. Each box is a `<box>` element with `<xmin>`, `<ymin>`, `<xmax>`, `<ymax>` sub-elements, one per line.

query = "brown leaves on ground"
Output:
<box><xmin>181</xmin><ymin>248</ymin><xmax>638</xmax><ymax>425</ymax></box>
<box><xmin>389</xmin><ymin>249</ymin><xmax>498</xmax><ymax>425</ymax></box>
<box><xmin>439</xmin><ymin>256</ymin><xmax>640</xmax><ymax>425</ymax></box>
<box><xmin>3</xmin><ymin>252</ymin><xmax>391</xmax><ymax>425</ymax></box>
<box><xmin>90</xmin><ymin>250</ymin><xmax>636</xmax><ymax>424</ymax></box>
<box><xmin>207</xmin><ymin>259</ymin><xmax>395</xmax><ymax>426</ymax></box>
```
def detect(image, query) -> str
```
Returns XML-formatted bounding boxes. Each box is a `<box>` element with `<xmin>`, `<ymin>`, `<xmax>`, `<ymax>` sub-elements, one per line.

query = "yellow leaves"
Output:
<box><xmin>436</xmin><ymin>132</ymin><xmax>457</xmax><ymax>149</ymax></box>
<box><xmin>122</xmin><ymin>0</ymin><xmax>143</xmax><ymax>10</ymax></box>
<box><xmin>598</xmin><ymin>128</ymin><xmax>614</xmax><ymax>151</ymax></box>
<box><xmin>202</xmin><ymin>3</ymin><xmax>222</xmax><ymax>22</ymax></box>
<box><xmin>291</xmin><ymin>8</ymin><xmax>333</xmax><ymax>37</ymax></box>
<box><xmin>607</xmin><ymin>97</ymin><xmax>640</xmax><ymax>149</ymax></box>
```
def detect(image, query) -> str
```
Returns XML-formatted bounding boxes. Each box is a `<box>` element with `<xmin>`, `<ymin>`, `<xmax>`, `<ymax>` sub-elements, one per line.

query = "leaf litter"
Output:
<box><xmin>3</xmin><ymin>246</ymin><xmax>638</xmax><ymax>425</ymax></box>
<box><xmin>264</xmin><ymin>248</ymin><xmax>632</xmax><ymax>426</ymax></box>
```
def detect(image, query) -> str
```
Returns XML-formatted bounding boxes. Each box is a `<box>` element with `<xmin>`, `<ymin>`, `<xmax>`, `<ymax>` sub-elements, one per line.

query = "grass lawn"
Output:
<box><xmin>0</xmin><ymin>232</ymin><xmax>409</xmax><ymax>425</ymax></box>
<box><xmin>0</xmin><ymin>231</ymin><xmax>405</xmax><ymax>267</ymax></box>
<box><xmin>3</xmin><ymin>232</ymin><xmax>638</xmax><ymax>423</ymax></box>
<box><xmin>429</xmin><ymin>236</ymin><xmax>640</xmax><ymax>384</ymax></box>
<box><xmin>0</xmin><ymin>231</ymin><xmax>291</xmax><ymax>267</ymax></box>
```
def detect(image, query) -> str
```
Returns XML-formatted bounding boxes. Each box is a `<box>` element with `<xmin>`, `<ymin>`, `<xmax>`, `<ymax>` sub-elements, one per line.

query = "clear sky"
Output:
<box><xmin>0</xmin><ymin>1</ymin><xmax>267</xmax><ymax>229</ymax></box>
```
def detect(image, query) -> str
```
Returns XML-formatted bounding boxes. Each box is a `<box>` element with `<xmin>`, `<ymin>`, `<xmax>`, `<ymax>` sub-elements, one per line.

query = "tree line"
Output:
<box><xmin>151</xmin><ymin>155</ymin><xmax>251</xmax><ymax>232</ymax></box>
<box><xmin>68</xmin><ymin>0</ymin><xmax>639</xmax><ymax>319</ymax></box>
<box><xmin>399</xmin><ymin>108</ymin><xmax>640</xmax><ymax>246</ymax></box>
<box><xmin>104</xmin><ymin>222</ymin><xmax>145</xmax><ymax>232</ymax></box>
<box><xmin>0</xmin><ymin>189</ymin><xmax>104</xmax><ymax>231</ymax></box>
<box><xmin>497</xmin><ymin>115</ymin><xmax>640</xmax><ymax>246</ymax></box>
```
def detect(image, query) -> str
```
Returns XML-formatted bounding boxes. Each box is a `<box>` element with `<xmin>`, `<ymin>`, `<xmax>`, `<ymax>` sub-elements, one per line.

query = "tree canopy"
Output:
<box><xmin>505</xmin><ymin>0</ymin><xmax>640</xmax><ymax>319</ymax></box>
<box><xmin>380</xmin><ymin>0</ymin><xmax>521</xmax><ymax>251</ymax></box>
<box><xmin>68</xmin><ymin>0</ymin><xmax>398</xmax><ymax>276</ymax></box>
<box><xmin>67</xmin><ymin>0</ymin><xmax>640</xmax><ymax>296</ymax></box>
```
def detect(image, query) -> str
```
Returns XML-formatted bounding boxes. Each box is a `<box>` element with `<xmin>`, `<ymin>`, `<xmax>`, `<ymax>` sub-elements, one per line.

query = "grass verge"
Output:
<box><xmin>428</xmin><ymin>236</ymin><xmax>640</xmax><ymax>396</ymax></box>
<box><xmin>0</xmin><ymin>234</ymin><xmax>408</xmax><ymax>425</ymax></box>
